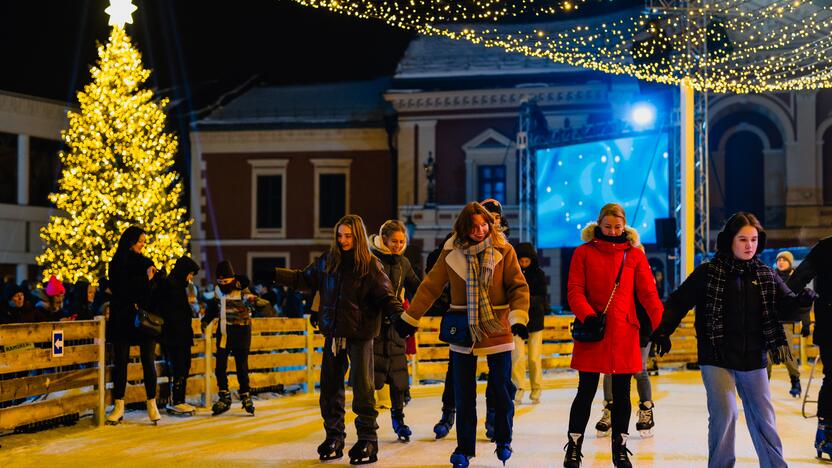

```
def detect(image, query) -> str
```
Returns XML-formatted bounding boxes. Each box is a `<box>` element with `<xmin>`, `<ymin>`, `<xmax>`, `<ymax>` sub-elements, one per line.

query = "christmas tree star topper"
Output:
<box><xmin>105</xmin><ymin>0</ymin><xmax>137</xmax><ymax>28</ymax></box>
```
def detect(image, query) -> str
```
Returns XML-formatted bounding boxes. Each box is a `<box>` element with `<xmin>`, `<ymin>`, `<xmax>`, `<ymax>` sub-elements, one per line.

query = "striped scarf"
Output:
<box><xmin>704</xmin><ymin>254</ymin><xmax>791</xmax><ymax>365</ymax></box>
<box><xmin>463</xmin><ymin>237</ymin><xmax>504</xmax><ymax>342</ymax></box>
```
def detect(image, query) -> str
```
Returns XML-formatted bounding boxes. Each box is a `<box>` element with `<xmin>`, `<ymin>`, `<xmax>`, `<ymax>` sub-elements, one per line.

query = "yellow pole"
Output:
<box><xmin>680</xmin><ymin>78</ymin><xmax>696</xmax><ymax>280</ymax></box>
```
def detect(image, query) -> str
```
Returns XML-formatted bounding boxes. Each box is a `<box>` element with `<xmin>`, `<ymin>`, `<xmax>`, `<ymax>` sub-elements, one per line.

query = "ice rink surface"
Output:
<box><xmin>0</xmin><ymin>367</ymin><xmax>823</xmax><ymax>467</ymax></box>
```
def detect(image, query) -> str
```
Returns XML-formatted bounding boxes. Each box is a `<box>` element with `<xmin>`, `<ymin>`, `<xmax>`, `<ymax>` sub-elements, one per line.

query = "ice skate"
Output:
<box><xmin>240</xmin><ymin>391</ymin><xmax>255</xmax><ymax>415</ymax></box>
<box><xmin>612</xmin><ymin>433</ymin><xmax>633</xmax><ymax>468</ymax></box>
<box><xmin>595</xmin><ymin>401</ymin><xmax>612</xmax><ymax>437</ymax></box>
<box><xmin>495</xmin><ymin>442</ymin><xmax>512</xmax><ymax>465</ymax></box>
<box><xmin>106</xmin><ymin>399</ymin><xmax>124</xmax><ymax>426</ymax></box>
<box><xmin>816</xmin><ymin>421</ymin><xmax>832</xmax><ymax>461</ymax></box>
<box><xmin>146</xmin><ymin>398</ymin><xmax>161</xmax><ymax>425</ymax></box>
<box><xmin>166</xmin><ymin>402</ymin><xmax>195</xmax><ymax>417</ymax></box>
<box><xmin>450</xmin><ymin>452</ymin><xmax>471</xmax><ymax>468</ymax></box>
<box><xmin>485</xmin><ymin>407</ymin><xmax>496</xmax><ymax>441</ymax></box>
<box><xmin>789</xmin><ymin>377</ymin><xmax>802</xmax><ymax>398</ymax></box>
<box><xmin>636</xmin><ymin>401</ymin><xmax>655</xmax><ymax>438</ymax></box>
<box><xmin>211</xmin><ymin>390</ymin><xmax>232</xmax><ymax>416</ymax></box>
<box><xmin>317</xmin><ymin>438</ymin><xmax>345</xmax><ymax>461</ymax></box>
<box><xmin>530</xmin><ymin>389</ymin><xmax>542</xmax><ymax>404</ymax></box>
<box><xmin>348</xmin><ymin>439</ymin><xmax>378</xmax><ymax>465</ymax></box>
<box><xmin>563</xmin><ymin>433</ymin><xmax>584</xmax><ymax>468</ymax></box>
<box><xmin>433</xmin><ymin>409</ymin><xmax>455</xmax><ymax>439</ymax></box>
<box><xmin>391</xmin><ymin>408</ymin><xmax>411</xmax><ymax>442</ymax></box>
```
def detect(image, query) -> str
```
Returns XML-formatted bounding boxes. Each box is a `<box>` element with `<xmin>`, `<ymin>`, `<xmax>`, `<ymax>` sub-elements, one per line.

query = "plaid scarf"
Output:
<box><xmin>463</xmin><ymin>237</ymin><xmax>504</xmax><ymax>343</ymax></box>
<box><xmin>704</xmin><ymin>254</ymin><xmax>791</xmax><ymax>364</ymax></box>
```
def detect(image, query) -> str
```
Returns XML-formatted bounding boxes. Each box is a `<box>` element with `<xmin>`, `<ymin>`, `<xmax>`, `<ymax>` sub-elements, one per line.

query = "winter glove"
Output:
<box><xmin>802</xmin><ymin>324</ymin><xmax>812</xmax><ymax>338</ymax></box>
<box><xmin>651</xmin><ymin>331</ymin><xmax>672</xmax><ymax>357</ymax></box>
<box><xmin>308</xmin><ymin>311</ymin><xmax>319</xmax><ymax>329</ymax></box>
<box><xmin>393</xmin><ymin>314</ymin><xmax>418</xmax><ymax>339</ymax></box>
<box><xmin>511</xmin><ymin>323</ymin><xmax>529</xmax><ymax>340</ymax></box>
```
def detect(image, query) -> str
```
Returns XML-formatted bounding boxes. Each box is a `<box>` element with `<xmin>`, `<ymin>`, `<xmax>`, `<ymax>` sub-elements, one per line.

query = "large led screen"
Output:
<box><xmin>536</xmin><ymin>132</ymin><xmax>670</xmax><ymax>248</ymax></box>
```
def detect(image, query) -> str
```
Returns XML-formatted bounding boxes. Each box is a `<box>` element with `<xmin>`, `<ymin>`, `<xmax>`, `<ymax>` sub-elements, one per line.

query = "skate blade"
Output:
<box><xmin>349</xmin><ymin>455</ymin><xmax>378</xmax><ymax>465</ymax></box>
<box><xmin>597</xmin><ymin>429</ymin><xmax>611</xmax><ymax>438</ymax></box>
<box><xmin>319</xmin><ymin>451</ymin><xmax>344</xmax><ymax>462</ymax></box>
<box><xmin>639</xmin><ymin>429</ymin><xmax>654</xmax><ymax>439</ymax></box>
<box><xmin>105</xmin><ymin>418</ymin><xmax>122</xmax><ymax>426</ymax></box>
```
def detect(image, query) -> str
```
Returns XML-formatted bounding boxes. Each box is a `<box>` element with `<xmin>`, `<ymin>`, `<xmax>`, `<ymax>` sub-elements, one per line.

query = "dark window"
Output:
<box><xmin>29</xmin><ymin>137</ymin><xmax>62</xmax><ymax>207</ymax></box>
<box><xmin>319</xmin><ymin>173</ymin><xmax>346</xmax><ymax>229</ymax></box>
<box><xmin>478</xmin><ymin>165</ymin><xmax>506</xmax><ymax>204</ymax></box>
<box><xmin>251</xmin><ymin>256</ymin><xmax>286</xmax><ymax>285</ymax></box>
<box><xmin>0</xmin><ymin>133</ymin><xmax>17</xmax><ymax>204</ymax></box>
<box><xmin>256</xmin><ymin>174</ymin><xmax>283</xmax><ymax>229</ymax></box>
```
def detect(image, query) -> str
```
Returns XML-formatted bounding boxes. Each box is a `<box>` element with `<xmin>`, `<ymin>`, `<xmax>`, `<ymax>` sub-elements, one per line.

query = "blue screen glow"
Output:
<box><xmin>535</xmin><ymin>132</ymin><xmax>670</xmax><ymax>248</ymax></box>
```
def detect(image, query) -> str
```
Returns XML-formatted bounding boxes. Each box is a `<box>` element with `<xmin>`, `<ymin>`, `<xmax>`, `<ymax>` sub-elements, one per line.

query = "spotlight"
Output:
<box><xmin>630</xmin><ymin>103</ymin><xmax>656</xmax><ymax>128</ymax></box>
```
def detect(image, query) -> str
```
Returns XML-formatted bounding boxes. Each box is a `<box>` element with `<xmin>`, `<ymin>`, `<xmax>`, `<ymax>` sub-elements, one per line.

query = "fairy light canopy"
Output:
<box><xmin>289</xmin><ymin>0</ymin><xmax>832</xmax><ymax>93</ymax></box>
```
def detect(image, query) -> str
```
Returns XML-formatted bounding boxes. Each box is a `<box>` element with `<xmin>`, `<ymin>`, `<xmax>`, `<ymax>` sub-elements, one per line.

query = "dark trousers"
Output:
<box><xmin>320</xmin><ymin>337</ymin><xmax>379</xmax><ymax>441</ymax></box>
<box><xmin>568</xmin><ymin>372</ymin><xmax>632</xmax><ymax>437</ymax></box>
<box><xmin>112</xmin><ymin>339</ymin><xmax>157</xmax><ymax>400</ymax></box>
<box><xmin>452</xmin><ymin>350</ymin><xmax>515</xmax><ymax>456</ymax></box>
<box><xmin>441</xmin><ymin>357</ymin><xmax>496</xmax><ymax>420</ymax></box>
<box><xmin>165</xmin><ymin>345</ymin><xmax>192</xmax><ymax>404</ymax></box>
<box><xmin>820</xmin><ymin>345</ymin><xmax>832</xmax><ymax>421</ymax></box>
<box><xmin>216</xmin><ymin>345</ymin><xmax>250</xmax><ymax>393</ymax></box>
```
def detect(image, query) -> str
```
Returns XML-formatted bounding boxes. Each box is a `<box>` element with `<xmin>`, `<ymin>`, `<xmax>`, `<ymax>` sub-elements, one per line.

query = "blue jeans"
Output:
<box><xmin>451</xmin><ymin>350</ymin><xmax>515</xmax><ymax>456</ymax></box>
<box><xmin>700</xmin><ymin>365</ymin><xmax>787</xmax><ymax>468</ymax></box>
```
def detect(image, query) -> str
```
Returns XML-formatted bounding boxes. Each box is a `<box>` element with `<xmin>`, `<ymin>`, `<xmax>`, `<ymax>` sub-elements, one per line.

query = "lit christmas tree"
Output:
<box><xmin>36</xmin><ymin>0</ymin><xmax>192</xmax><ymax>284</ymax></box>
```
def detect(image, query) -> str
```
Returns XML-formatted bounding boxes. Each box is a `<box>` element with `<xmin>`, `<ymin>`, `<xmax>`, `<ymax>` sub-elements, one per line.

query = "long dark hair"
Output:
<box><xmin>112</xmin><ymin>226</ymin><xmax>146</xmax><ymax>263</ymax></box>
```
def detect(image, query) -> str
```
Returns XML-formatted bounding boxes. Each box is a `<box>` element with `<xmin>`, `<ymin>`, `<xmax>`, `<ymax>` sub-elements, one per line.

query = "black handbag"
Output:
<box><xmin>439</xmin><ymin>312</ymin><xmax>473</xmax><ymax>347</ymax></box>
<box><xmin>571</xmin><ymin>250</ymin><xmax>628</xmax><ymax>343</ymax></box>
<box><xmin>134</xmin><ymin>305</ymin><xmax>164</xmax><ymax>337</ymax></box>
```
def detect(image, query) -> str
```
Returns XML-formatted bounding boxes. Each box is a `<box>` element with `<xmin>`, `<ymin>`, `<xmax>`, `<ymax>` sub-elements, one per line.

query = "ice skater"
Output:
<box><xmin>274</xmin><ymin>214</ymin><xmax>404</xmax><ymax>465</ymax></box>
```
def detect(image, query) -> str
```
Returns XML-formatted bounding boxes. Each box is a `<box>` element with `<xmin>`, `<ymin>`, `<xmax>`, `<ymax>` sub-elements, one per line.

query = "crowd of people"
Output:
<box><xmin>1</xmin><ymin>198</ymin><xmax>829</xmax><ymax>468</ymax></box>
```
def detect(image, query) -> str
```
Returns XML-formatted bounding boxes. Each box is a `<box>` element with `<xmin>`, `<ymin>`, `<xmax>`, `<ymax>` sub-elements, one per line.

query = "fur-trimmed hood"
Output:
<box><xmin>370</xmin><ymin>234</ymin><xmax>406</xmax><ymax>256</ymax></box>
<box><xmin>581</xmin><ymin>222</ymin><xmax>642</xmax><ymax>248</ymax></box>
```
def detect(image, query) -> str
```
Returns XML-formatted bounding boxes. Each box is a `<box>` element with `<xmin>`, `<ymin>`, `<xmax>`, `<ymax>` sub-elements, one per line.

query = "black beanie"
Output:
<box><xmin>481</xmin><ymin>199</ymin><xmax>503</xmax><ymax>216</ymax></box>
<box><xmin>215</xmin><ymin>260</ymin><xmax>235</xmax><ymax>279</ymax></box>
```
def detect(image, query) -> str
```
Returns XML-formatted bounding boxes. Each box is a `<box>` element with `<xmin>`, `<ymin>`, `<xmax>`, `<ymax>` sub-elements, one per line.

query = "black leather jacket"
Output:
<box><xmin>274</xmin><ymin>250</ymin><xmax>403</xmax><ymax>339</ymax></box>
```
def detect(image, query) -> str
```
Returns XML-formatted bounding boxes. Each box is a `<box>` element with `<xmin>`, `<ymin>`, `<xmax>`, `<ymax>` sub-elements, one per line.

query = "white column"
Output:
<box><xmin>17</xmin><ymin>134</ymin><xmax>30</xmax><ymax>282</ymax></box>
<box><xmin>680</xmin><ymin>79</ymin><xmax>695</xmax><ymax>280</ymax></box>
<box><xmin>416</xmin><ymin>120</ymin><xmax>437</xmax><ymax>206</ymax></box>
<box><xmin>789</xmin><ymin>92</ymin><xmax>817</xmax><ymax>204</ymax></box>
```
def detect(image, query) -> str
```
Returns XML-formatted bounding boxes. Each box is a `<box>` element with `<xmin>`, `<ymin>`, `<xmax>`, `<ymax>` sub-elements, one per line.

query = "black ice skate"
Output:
<box><xmin>595</xmin><ymin>401</ymin><xmax>612</xmax><ymax>437</ymax></box>
<box><xmin>348</xmin><ymin>439</ymin><xmax>378</xmax><ymax>465</ymax></box>
<box><xmin>816</xmin><ymin>421</ymin><xmax>832</xmax><ymax>461</ymax></box>
<box><xmin>240</xmin><ymin>391</ymin><xmax>255</xmax><ymax>415</ymax></box>
<box><xmin>563</xmin><ymin>433</ymin><xmax>584</xmax><ymax>468</ymax></box>
<box><xmin>391</xmin><ymin>408</ymin><xmax>412</xmax><ymax>442</ymax></box>
<box><xmin>317</xmin><ymin>438</ymin><xmax>345</xmax><ymax>461</ymax></box>
<box><xmin>790</xmin><ymin>377</ymin><xmax>802</xmax><ymax>398</ymax></box>
<box><xmin>434</xmin><ymin>409</ymin><xmax>455</xmax><ymax>439</ymax></box>
<box><xmin>495</xmin><ymin>442</ymin><xmax>512</xmax><ymax>466</ymax></box>
<box><xmin>636</xmin><ymin>401</ymin><xmax>654</xmax><ymax>438</ymax></box>
<box><xmin>612</xmin><ymin>433</ymin><xmax>633</xmax><ymax>468</ymax></box>
<box><xmin>211</xmin><ymin>390</ymin><xmax>232</xmax><ymax>416</ymax></box>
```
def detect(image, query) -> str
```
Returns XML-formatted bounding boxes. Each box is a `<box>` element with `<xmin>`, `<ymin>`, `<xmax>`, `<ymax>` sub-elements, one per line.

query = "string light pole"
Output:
<box><xmin>36</xmin><ymin>0</ymin><xmax>192</xmax><ymax>284</ymax></box>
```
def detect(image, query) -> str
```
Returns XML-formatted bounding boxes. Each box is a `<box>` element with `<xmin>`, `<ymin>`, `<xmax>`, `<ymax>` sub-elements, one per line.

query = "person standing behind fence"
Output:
<box><xmin>369</xmin><ymin>220</ymin><xmax>422</xmax><ymax>442</ymax></box>
<box><xmin>652</xmin><ymin>212</ymin><xmax>815</xmax><ymax>468</ymax></box>
<box><xmin>394</xmin><ymin>202</ymin><xmax>530</xmax><ymax>468</ymax></box>
<box><xmin>274</xmin><ymin>214</ymin><xmax>404</xmax><ymax>465</ymax></box>
<box><xmin>156</xmin><ymin>256</ymin><xmax>200</xmax><ymax>416</ymax></box>
<box><xmin>1</xmin><ymin>283</ymin><xmax>44</xmax><ymax>324</ymax></box>
<box><xmin>512</xmin><ymin>242</ymin><xmax>548</xmax><ymax>405</ymax></box>
<box><xmin>106</xmin><ymin>226</ymin><xmax>161</xmax><ymax>425</ymax></box>
<box><xmin>68</xmin><ymin>280</ymin><xmax>97</xmax><ymax>321</ymax></box>
<box><xmin>202</xmin><ymin>260</ymin><xmax>266</xmax><ymax>417</ymax></box>
<box><xmin>563</xmin><ymin>203</ymin><xmax>663</xmax><ymax>468</ymax></box>
<box><xmin>769</xmin><ymin>250</ymin><xmax>810</xmax><ymax>398</ymax></box>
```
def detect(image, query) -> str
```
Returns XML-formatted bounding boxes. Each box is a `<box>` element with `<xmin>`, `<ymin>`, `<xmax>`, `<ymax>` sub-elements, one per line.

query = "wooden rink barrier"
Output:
<box><xmin>0</xmin><ymin>312</ymin><xmax>810</xmax><ymax>432</ymax></box>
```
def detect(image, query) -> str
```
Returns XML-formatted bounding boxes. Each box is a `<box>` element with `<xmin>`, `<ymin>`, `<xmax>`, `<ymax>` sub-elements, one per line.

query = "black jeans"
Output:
<box><xmin>112</xmin><ymin>339</ymin><xmax>157</xmax><ymax>400</ymax></box>
<box><xmin>320</xmin><ymin>337</ymin><xmax>378</xmax><ymax>441</ymax></box>
<box><xmin>819</xmin><ymin>345</ymin><xmax>832</xmax><ymax>421</ymax></box>
<box><xmin>442</xmin><ymin>357</ymin><xmax>455</xmax><ymax>411</ymax></box>
<box><xmin>215</xmin><ymin>325</ymin><xmax>252</xmax><ymax>393</ymax></box>
<box><xmin>568</xmin><ymin>372</ymin><xmax>632</xmax><ymax>437</ymax></box>
<box><xmin>452</xmin><ymin>350</ymin><xmax>515</xmax><ymax>456</ymax></box>
<box><xmin>165</xmin><ymin>345</ymin><xmax>192</xmax><ymax>405</ymax></box>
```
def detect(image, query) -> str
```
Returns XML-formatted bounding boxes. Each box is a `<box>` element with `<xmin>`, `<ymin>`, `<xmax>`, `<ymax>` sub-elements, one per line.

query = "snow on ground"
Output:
<box><xmin>0</xmin><ymin>367</ymin><xmax>822</xmax><ymax>467</ymax></box>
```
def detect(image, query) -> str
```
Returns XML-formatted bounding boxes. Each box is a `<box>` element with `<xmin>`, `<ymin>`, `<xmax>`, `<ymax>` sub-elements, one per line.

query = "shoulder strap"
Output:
<box><xmin>601</xmin><ymin>250</ymin><xmax>629</xmax><ymax>315</ymax></box>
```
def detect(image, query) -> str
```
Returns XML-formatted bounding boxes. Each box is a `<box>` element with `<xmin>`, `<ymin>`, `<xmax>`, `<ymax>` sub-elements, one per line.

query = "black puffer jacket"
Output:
<box><xmin>156</xmin><ymin>256</ymin><xmax>200</xmax><ymax>347</ymax></box>
<box><xmin>107</xmin><ymin>251</ymin><xmax>156</xmax><ymax>344</ymax></box>
<box><xmin>788</xmin><ymin>237</ymin><xmax>832</xmax><ymax>346</ymax></box>
<box><xmin>515</xmin><ymin>242</ymin><xmax>549</xmax><ymax>333</ymax></box>
<box><xmin>274</xmin><ymin>250</ymin><xmax>403</xmax><ymax>340</ymax></box>
<box><xmin>370</xmin><ymin>234</ymin><xmax>422</xmax><ymax>390</ymax></box>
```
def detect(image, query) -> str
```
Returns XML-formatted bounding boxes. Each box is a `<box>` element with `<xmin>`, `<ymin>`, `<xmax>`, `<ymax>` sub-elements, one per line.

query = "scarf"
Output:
<box><xmin>703</xmin><ymin>254</ymin><xmax>791</xmax><ymax>365</ymax></box>
<box><xmin>463</xmin><ymin>236</ymin><xmax>504</xmax><ymax>342</ymax></box>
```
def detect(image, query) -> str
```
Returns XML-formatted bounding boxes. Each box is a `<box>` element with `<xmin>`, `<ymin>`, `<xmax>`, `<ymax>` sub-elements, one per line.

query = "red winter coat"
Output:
<box><xmin>567</xmin><ymin>225</ymin><xmax>663</xmax><ymax>374</ymax></box>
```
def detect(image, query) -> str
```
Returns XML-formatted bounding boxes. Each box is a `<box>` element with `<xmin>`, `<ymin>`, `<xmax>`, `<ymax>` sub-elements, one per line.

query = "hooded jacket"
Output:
<box><xmin>156</xmin><ymin>256</ymin><xmax>200</xmax><ymax>347</ymax></box>
<box><xmin>108</xmin><ymin>250</ymin><xmax>156</xmax><ymax>344</ymax></box>
<box><xmin>568</xmin><ymin>224</ymin><xmax>663</xmax><ymax>374</ymax></box>
<box><xmin>514</xmin><ymin>242</ymin><xmax>549</xmax><ymax>333</ymax></box>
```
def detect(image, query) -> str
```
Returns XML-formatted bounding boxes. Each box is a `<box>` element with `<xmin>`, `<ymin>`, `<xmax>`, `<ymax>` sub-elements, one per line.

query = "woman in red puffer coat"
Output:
<box><xmin>563</xmin><ymin>203</ymin><xmax>663</xmax><ymax>468</ymax></box>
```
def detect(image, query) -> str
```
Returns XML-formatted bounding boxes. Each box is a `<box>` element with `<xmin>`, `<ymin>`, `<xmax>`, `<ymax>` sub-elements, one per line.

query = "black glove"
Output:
<box><xmin>393</xmin><ymin>314</ymin><xmax>418</xmax><ymax>338</ymax></box>
<box><xmin>651</xmin><ymin>331</ymin><xmax>672</xmax><ymax>357</ymax></box>
<box><xmin>802</xmin><ymin>324</ymin><xmax>812</xmax><ymax>338</ymax></box>
<box><xmin>511</xmin><ymin>323</ymin><xmax>529</xmax><ymax>340</ymax></box>
<box><xmin>308</xmin><ymin>311</ymin><xmax>319</xmax><ymax>329</ymax></box>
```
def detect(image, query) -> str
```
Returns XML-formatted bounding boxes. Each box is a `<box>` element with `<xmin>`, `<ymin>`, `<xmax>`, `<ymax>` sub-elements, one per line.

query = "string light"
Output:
<box><xmin>36</xmin><ymin>26</ymin><xmax>192</xmax><ymax>285</ymax></box>
<box><xmin>289</xmin><ymin>0</ymin><xmax>832</xmax><ymax>93</ymax></box>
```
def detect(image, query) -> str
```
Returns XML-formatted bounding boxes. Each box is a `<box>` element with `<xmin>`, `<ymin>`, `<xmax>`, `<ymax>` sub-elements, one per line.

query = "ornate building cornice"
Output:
<box><xmin>191</xmin><ymin>128</ymin><xmax>390</xmax><ymax>153</ymax></box>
